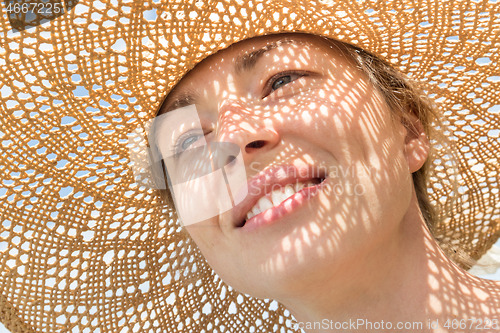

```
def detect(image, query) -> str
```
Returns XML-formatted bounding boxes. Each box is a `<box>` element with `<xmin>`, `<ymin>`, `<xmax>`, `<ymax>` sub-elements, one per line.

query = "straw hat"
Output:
<box><xmin>0</xmin><ymin>0</ymin><xmax>498</xmax><ymax>331</ymax></box>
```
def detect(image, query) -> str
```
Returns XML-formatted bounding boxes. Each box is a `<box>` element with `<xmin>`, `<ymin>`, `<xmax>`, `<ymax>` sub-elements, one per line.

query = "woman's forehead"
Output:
<box><xmin>190</xmin><ymin>33</ymin><xmax>332</xmax><ymax>75</ymax></box>
<box><xmin>160</xmin><ymin>33</ymin><xmax>343</xmax><ymax>114</ymax></box>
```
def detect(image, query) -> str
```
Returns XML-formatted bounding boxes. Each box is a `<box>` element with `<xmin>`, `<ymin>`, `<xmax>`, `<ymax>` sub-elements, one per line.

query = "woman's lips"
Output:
<box><xmin>230</xmin><ymin>164</ymin><xmax>329</xmax><ymax>229</ymax></box>
<box><xmin>244</xmin><ymin>179</ymin><xmax>323</xmax><ymax>220</ymax></box>
<box><xmin>239</xmin><ymin>177</ymin><xmax>327</xmax><ymax>231</ymax></box>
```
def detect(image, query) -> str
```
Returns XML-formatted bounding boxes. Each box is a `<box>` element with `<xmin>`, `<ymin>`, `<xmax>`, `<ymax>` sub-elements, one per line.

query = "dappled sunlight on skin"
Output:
<box><xmin>154</xmin><ymin>33</ymin><xmax>500</xmax><ymax>332</ymax></box>
<box><xmin>416</xmin><ymin>232</ymin><xmax>500</xmax><ymax>324</ymax></box>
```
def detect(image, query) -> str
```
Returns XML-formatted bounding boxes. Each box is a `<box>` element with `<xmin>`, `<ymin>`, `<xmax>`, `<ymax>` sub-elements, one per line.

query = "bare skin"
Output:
<box><xmin>156</xmin><ymin>33</ymin><xmax>500</xmax><ymax>332</ymax></box>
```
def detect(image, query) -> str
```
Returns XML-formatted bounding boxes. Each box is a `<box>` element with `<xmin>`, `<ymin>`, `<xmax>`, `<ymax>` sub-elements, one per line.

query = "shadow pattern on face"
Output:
<box><xmin>150</xmin><ymin>33</ymin><xmax>500</xmax><ymax>331</ymax></box>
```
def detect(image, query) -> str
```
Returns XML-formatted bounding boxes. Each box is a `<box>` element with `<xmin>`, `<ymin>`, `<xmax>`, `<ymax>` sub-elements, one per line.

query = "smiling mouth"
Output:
<box><xmin>238</xmin><ymin>177</ymin><xmax>326</xmax><ymax>227</ymax></box>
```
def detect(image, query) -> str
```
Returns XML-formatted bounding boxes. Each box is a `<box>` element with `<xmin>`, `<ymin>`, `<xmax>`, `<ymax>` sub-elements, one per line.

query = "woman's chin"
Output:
<box><xmin>228</xmin><ymin>247</ymin><xmax>344</xmax><ymax>301</ymax></box>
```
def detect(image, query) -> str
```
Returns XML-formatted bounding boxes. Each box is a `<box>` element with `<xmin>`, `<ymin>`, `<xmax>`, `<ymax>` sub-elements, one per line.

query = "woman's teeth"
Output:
<box><xmin>245</xmin><ymin>181</ymin><xmax>318</xmax><ymax>221</ymax></box>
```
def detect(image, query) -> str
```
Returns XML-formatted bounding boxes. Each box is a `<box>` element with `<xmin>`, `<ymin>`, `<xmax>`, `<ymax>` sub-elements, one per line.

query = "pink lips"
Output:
<box><xmin>231</xmin><ymin>164</ymin><xmax>327</xmax><ymax>231</ymax></box>
<box><xmin>241</xmin><ymin>181</ymin><xmax>326</xmax><ymax>232</ymax></box>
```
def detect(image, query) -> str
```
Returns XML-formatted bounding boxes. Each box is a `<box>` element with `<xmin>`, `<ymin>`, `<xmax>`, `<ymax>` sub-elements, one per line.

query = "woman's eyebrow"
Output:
<box><xmin>234</xmin><ymin>39</ymin><xmax>299</xmax><ymax>74</ymax></box>
<box><xmin>159</xmin><ymin>92</ymin><xmax>198</xmax><ymax>115</ymax></box>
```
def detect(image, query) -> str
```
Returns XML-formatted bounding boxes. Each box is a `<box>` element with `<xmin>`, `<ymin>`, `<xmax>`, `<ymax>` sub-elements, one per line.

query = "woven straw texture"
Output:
<box><xmin>0</xmin><ymin>0</ymin><xmax>499</xmax><ymax>332</ymax></box>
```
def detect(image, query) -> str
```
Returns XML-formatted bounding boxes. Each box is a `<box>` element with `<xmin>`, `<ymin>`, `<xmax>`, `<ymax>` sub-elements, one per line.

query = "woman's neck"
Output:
<box><xmin>280</xmin><ymin>197</ymin><xmax>500</xmax><ymax>333</ymax></box>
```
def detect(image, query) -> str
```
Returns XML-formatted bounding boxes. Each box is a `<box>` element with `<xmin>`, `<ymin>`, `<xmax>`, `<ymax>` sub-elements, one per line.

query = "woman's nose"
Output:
<box><xmin>216</xmin><ymin>99</ymin><xmax>280</xmax><ymax>157</ymax></box>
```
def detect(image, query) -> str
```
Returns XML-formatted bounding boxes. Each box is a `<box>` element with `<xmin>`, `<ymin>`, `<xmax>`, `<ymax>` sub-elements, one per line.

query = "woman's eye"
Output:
<box><xmin>174</xmin><ymin>132</ymin><xmax>205</xmax><ymax>154</ymax></box>
<box><xmin>271</xmin><ymin>73</ymin><xmax>306</xmax><ymax>91</ymax></box>
<box><xmin>180</xmin><ymin>135</ymin><xmax>202</xmax><ymax>150</ymax></box>
<box><xmin>266</xmin><ymin>72</ymin><xmax>307</xmax><ymax>95</ymax></box>
<box><xmin>271</xmin><ymin>75</ymin><xmax>294</xmax><ymax>90</ymax></box>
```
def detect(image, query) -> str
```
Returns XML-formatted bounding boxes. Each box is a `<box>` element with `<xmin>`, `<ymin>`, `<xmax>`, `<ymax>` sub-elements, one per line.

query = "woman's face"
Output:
<box><xmin>157</xmin><ymin>34</ymin><xmax>422</xmax><ymax>300</ymax></box>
